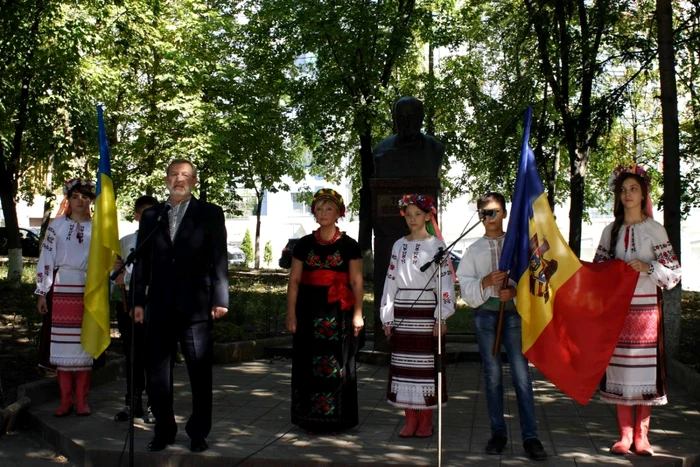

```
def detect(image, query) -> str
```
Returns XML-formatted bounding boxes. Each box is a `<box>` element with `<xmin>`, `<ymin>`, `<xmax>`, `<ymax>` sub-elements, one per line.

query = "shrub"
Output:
<box><xmin>241</xmin><ymin>229</ymin><xmax>253</xmax><ymax>266</ymax></box>
<box><xmin>263</xmin><ymin>241</ymin><xmax>273</xmax><ymax>267</ymax></box>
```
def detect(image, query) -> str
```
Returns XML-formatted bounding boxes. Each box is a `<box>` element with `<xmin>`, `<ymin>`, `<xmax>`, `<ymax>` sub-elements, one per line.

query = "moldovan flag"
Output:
<box><xmin>499</xmin><ymin>106</ymin><xmax>638</xmax><ymax>405</ymax></box>
<box><xmin>83</xmin><ymin>105</ymin><xmax>121</xmax><ymax>358</ymax></box>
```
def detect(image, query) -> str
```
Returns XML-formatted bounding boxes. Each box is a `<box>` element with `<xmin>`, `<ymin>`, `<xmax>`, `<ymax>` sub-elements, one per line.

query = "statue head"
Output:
<box><xmin>394</xmin><ymin>97</ymin><xmax>424</xmax><ymax>142</ymax></box>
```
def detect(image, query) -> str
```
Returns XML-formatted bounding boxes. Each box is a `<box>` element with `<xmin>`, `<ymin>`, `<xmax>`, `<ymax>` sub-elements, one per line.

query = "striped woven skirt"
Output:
<box><xmin>599</xmin><ymin>288</ymin><xmax>666</xmax><ymax>406</ymax></box>
<box><xmin>387</xmin><ymin>289</ymin><xmax>447</xmax><ymax>409</ymax></box>
<box><xmin>50</xmin><ymin>268</ymin><xmax>93</xmax><ymax>371</ymax></box>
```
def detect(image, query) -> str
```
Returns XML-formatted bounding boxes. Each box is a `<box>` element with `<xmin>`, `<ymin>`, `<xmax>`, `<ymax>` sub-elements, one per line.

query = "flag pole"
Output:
<box><xmin>492</xmin><ymin>275</ymin><xmax>510</xmax><ymax>356</ymax></box>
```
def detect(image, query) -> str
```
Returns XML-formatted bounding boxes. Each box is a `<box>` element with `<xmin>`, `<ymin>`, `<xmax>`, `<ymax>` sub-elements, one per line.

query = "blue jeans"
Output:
<box><xmin>474</xmin><ymin>309</ymin><xmax>537</xmax><ymax>441</ymax></box>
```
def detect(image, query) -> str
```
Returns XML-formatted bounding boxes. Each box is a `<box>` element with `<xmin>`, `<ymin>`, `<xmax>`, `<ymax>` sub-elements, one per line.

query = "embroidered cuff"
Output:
<box><xmin>434</xmin><ymin>318</ymin><xmax>447</xmax><ymax>324</ymax></box>
<box><xmin>382</xmin><ymin>321</ymin><xmax>394</xmax><ymax>329</ymax></box>
<box><xmin>35</xmin><ymin>288</ymin><xmax>47</xmax><ymax>296</ymax></box>
<box><xmin>647</xmin><ymin>263</ymin><xmax>655</xmax><ymax>275</ymax></box>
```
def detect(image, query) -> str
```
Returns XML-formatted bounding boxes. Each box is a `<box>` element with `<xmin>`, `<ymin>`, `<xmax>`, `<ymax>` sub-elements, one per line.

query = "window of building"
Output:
<box><xmin>291</xmin><ymin>193</ymin><xmax>311</xmax><ymax>214</ymax></box>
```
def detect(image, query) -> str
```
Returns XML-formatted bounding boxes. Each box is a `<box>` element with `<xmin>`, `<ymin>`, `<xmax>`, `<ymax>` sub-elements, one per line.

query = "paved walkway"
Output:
<box><xmin>19</xmin><ymin>359</ymin><xmax>700</xmax><ymax>466</ymax></box>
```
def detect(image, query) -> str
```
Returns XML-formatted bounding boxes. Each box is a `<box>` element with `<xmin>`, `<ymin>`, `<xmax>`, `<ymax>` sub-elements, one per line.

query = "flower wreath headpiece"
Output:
<box><xmin>398</xmin><ymin>194</ymin><xmax>437</xmax><ymax>215</ymax></box>
<box><xmin>62</xmin><ymin>178</ymin><xmax>95</xmax><ymax>195</ymax></box>
<box><xmin>607</xmin><ymin>164</ymin><xmax>651</xmax><ymax>192</ymax></box>
<box><xmin>311</xmin><ymin>188</ymin><xmax>346</xmax><ymax>218</ymax></box>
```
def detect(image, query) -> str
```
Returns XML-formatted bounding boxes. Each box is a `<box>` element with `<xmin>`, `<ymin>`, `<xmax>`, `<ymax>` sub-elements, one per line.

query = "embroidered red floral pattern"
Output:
<box><xmin>305</xmin><ymin>250</ymin><xmax>344</xmax><ymax>269</ymax></box>
<box><xmin>310</xmin><ymin>392</ymin><xmax>338</xmax><ymax>416</ymax></box>
<box><xmin>312</xmin><ymin>356</ymin><xmax>343</xmax><ymax>378</ymax></box>
<box><xmin>313</xmin><ymin>316</ymin><xmax>344</xmax><ymax>340</ymax></box>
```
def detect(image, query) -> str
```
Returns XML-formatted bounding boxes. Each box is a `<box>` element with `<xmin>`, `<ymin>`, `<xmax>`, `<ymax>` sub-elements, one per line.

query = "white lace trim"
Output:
<box><xmin>605</xmin><ymin>382</ymin><xmax>658</xmax><ymax>395</ymax></box>
<box><xmin>391</xmin><ymin>382</ymin><xmax>436</xmax><ymax>397</ymax></box>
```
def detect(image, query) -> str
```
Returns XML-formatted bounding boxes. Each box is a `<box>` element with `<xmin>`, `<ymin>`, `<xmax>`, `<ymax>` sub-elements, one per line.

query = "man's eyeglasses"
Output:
<box><xmin>167</xmin><ymin>172</ymin><xmax>193</xmax><ymax>180</ymax></box>
<box><xmin>479</xmin><ymin>208</ymin><xmax>500</xmax><ymax>219</ymax></box>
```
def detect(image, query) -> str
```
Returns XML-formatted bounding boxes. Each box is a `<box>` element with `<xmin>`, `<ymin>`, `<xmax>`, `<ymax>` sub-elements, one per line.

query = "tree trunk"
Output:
<box><xmin>656</xmin><ymin>0</ymin><xmax>681</xmax><ymax>359</ymax></box>
<box><xmin>40</xmin><ymin>153</ymin><xmax>55</xmax><ymax>241</ymax></box>
<box><xmin>1</xmin><ymin>63</ymin><xmax>35</xmax><ymax>286</ymax></box>
<box><xmin>254</xmin><ymin>191</ymin><xmax>263</xmax><ymax>269</ymax></box>
<box><xmin>357</xmin><ymin>113</ymin><xmax>374</xmax><ymax>279</ymax></box>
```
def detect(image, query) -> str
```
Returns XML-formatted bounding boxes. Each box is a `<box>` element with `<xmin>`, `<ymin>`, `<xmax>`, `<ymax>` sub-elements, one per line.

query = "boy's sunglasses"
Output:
<box><xmin>479</xmin><ymin>208</ymin><xmax>500</xmax><ymax>219</ymax></box>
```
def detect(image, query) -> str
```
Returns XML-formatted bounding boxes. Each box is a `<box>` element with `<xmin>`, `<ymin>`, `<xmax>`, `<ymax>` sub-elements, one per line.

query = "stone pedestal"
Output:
<box><xmin>370</xmin><ymin>178</ymin><xmax>440</xmax><ymax>351</ymax></box>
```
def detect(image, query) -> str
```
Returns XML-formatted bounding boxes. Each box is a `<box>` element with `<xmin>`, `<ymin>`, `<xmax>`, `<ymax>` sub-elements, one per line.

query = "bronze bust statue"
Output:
<box><xmin>373</xmin><ymin>97</ymin><xmax>445</xmax><ymax>178</ymax></box>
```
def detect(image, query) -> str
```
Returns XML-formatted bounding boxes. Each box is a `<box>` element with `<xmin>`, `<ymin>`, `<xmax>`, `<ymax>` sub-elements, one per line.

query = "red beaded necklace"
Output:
<box><xmin>314</xmin><ymin>227</ymin><xmax>341</xmax><ymax>245</ymax></box>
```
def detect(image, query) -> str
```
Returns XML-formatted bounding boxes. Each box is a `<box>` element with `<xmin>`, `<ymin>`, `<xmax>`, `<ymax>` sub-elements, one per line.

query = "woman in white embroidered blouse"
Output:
<box><xmin>593</xmin><ymin>165</ymin><xmax>681</xmax><ymax>456</ymax></box>
<box><xmin>35</xmin><ymin>178</ymin><xmax>96</xmax><ymax>417</ymax></box>
<box><xmin>379</xmin><ymin>194</ymin><xmax>455</xmax><ymax>438</ymax></box>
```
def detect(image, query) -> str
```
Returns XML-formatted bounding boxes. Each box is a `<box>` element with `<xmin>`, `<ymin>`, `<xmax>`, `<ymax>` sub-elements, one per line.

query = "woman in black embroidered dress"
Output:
<box><xmin>286</xmin><ymin>188</ymin><xmax>364</xmax><ymax>433</ymax></box>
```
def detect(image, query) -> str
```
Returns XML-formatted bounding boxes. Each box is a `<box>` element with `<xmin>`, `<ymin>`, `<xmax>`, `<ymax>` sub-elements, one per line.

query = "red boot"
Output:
<box><xmin>415</xmin><ymin>409</ymin><xmax>433</xmax><ymax>438</ymax></box>
<box><xmin>634</xmin><ymin>406</ymin><xmax>654</xmax><ymax>456</ymax></box>
<box><xmin>54</xmin><ymin>371</ymin><xmax>74</xmax><ymax>417</ymax></box>
<box><xmin>75</xmin><ymin>370</ymin><xmax>92</xmax><ymax>416</ymax></box>
<box><xmin>398</xmin><ymin>409</ymin><xmax>419</xmax><ymax>437</ymax></box>
<box><xmin>610</xmin><ymin>405</ymin><xmax>634</xmax><ymax>454</ymax></box>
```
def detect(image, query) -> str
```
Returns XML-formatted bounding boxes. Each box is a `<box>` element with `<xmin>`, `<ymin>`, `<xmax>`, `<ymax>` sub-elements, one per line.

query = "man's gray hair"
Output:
<box><xmin>166</xmin><ymin>158</ymin><xmax>198</xmax><ymax>178</ymax></box>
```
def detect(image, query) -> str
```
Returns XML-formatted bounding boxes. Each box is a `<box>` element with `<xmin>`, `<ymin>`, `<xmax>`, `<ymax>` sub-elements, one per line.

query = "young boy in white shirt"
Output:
<box><xmin>456</xmin><ymin>192</ymin><xmax>547</xmax><ymax>461</ymax></box>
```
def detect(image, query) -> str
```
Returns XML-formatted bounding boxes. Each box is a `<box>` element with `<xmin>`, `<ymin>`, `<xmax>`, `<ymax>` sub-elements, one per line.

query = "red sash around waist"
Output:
<box><xmin>300</xmin><ymin>270</ymin><xmax>356</xmax><ymax>310</ymax></box>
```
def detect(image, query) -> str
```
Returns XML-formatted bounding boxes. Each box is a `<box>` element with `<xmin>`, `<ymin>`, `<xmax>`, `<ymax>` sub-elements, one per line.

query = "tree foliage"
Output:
<box><xmin>0</xmin><ymin>0</ymin><xmax>696</xmax><ymax>280</ymax></box>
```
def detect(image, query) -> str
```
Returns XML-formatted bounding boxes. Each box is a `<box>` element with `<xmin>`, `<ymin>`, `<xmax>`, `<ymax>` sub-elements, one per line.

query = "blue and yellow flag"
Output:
<box><xmin>499</xmin><ymin>106</ymin><xmax>638</xmax><ymax>404</ymax></box>
<box><xmin>83</xmin><ymin>105</ymin><xmax>121</xmax><ymax>358</ymax></box>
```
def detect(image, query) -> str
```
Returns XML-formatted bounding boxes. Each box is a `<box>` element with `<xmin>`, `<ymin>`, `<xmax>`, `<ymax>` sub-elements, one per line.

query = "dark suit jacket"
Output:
<box><xmin>132</xmin><ymin>196</ymin><xmax>229</xmax><ymax>323</ymax></box>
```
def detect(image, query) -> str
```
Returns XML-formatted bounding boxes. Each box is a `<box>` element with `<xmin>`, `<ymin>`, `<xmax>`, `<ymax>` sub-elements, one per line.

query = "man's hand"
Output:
<box><xmin>482</xmin><ymin>270</ymin><xmax>508</xmax><ymax>289</ymax></box>
<box><xmin>211</xmin><ymin>306</ymin><xmax>228</xmax><ymax>320</ymax></box>
<box><xmin>132</xmin><ymin>306</ymin><xmax>144</xmax><ymax>323</ymax></box>
<box><xmin>498</xmin><ymin>286</ymin><xmax>517</xmax><ymax>302</ymax></box>
<box><xmin>37</xmin><ymin>295</ymin><xmax>48</xmax><ymax>315</ymax></box>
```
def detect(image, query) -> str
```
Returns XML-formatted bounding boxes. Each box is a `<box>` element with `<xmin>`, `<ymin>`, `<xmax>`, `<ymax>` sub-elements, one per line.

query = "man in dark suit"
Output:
<box><xmin>132</xmin><ymin>158</ymin><xmax>229</xmax><ymax>453</ymax></box>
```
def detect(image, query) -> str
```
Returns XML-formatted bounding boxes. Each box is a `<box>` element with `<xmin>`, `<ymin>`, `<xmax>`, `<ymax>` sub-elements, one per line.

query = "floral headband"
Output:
<box><xmin>398</xmin><ymin>194</ymin><xmax>437</xmax><ymax>215</ymax></box>
<box><xmin>607</xmin><ymin>164</ymin><xmax>651</xmax><ymax>191</ymax></box>
<box><xmin>311</xmin><ymin>188</ymin><xmax>346</xmax><ymax>217</ymax></box>
<box><xmin>62</xmin><ymin>178</ymin><xmax>95</xmax><ymax>195</ymax></box>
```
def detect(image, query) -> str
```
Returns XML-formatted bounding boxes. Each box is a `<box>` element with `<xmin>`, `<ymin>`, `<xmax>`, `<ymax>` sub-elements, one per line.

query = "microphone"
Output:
<box><xmin>478</xmin><ymin>208</ymin><xmax>499</xmax><ymax>220</ymax></box>
<box><xmin>420</xmin><ymin>246</ymin><xmax>445</xmax><ymax>272</ymax></box>
<box><xmin>157</xmin><ymin>204</ymin><xmax>171</xmax><ymax>223</ymax></box>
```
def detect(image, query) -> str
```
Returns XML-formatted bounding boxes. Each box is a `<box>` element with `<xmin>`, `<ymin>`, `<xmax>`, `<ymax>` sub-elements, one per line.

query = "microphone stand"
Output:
<box><xmin>111</xmin><ymin>211</ymin><xmax>166</xmax><ymax>467</ymax></box>
<box><xmin>420</xmin><ymin>213</ymin><xmax>487</xmax><ymax>467</ymax></box>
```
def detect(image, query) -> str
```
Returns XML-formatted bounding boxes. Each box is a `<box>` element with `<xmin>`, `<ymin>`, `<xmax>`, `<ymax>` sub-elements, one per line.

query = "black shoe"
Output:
<box><xmin>142</xmin><ymin>406</ymin><xmax>155</xmax><ymax>424</ymax></box>
<box><xmin>190</xmin><ymin>437</ymin><xmax>208</xmax><ymax>453</ymax></box>
<box><xmin>485</xmin><ymin>433</ymin><xmax>508</xmax><ymax>454</ymax></box>
<box><xmin>147</xmin><ymin>436</ymin><xmax>175</xmax><ymax>452</ymax></box>
<box><xmin>523</xmin><ymin>438</ymin><xmax>548</xmax><ymax>461</ymax></box>
<box><xmin>114</xmin><ymin>406</ymin><xmax>130</xmax><ymax>422</ymax></box>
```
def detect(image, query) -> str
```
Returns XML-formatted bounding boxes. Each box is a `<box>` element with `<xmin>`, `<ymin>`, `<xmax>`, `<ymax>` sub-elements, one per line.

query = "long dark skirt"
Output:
<box><xmin>291</xmin><ymin>298</ymin><xmax>359</xmax><ymax>432</ymax></box>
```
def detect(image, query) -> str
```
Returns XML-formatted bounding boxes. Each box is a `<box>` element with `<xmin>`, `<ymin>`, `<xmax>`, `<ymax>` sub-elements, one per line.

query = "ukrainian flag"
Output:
<box><xmin>83</xmin><ymin>106</ymin><xmax>121</xmax><ymax>358</ymax></box>
<box><xmin>500</xmin><ymin>107</ymin><xmax>639</xmax><ymax>404</ymax></box>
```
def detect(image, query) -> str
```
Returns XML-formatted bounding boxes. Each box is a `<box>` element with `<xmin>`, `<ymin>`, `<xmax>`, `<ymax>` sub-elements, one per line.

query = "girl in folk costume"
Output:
<box><xmin>36</xmin><ymin>178</ymin><xmax>97</xmax><ymax>417</ymax></box>
<box><xmin>380</xmin><ymin>194</ymin><xmax>455</xmax><ymax>438</ymax></box>
<box><xmin>286</xmin><ymin>188</ymin><xmax>365</xmax><ymax>433</ymax></box>
<box><xmin>594</xmin><ymin>165</ymin><xmax>681</xmax><ymax>456</ymax></box>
